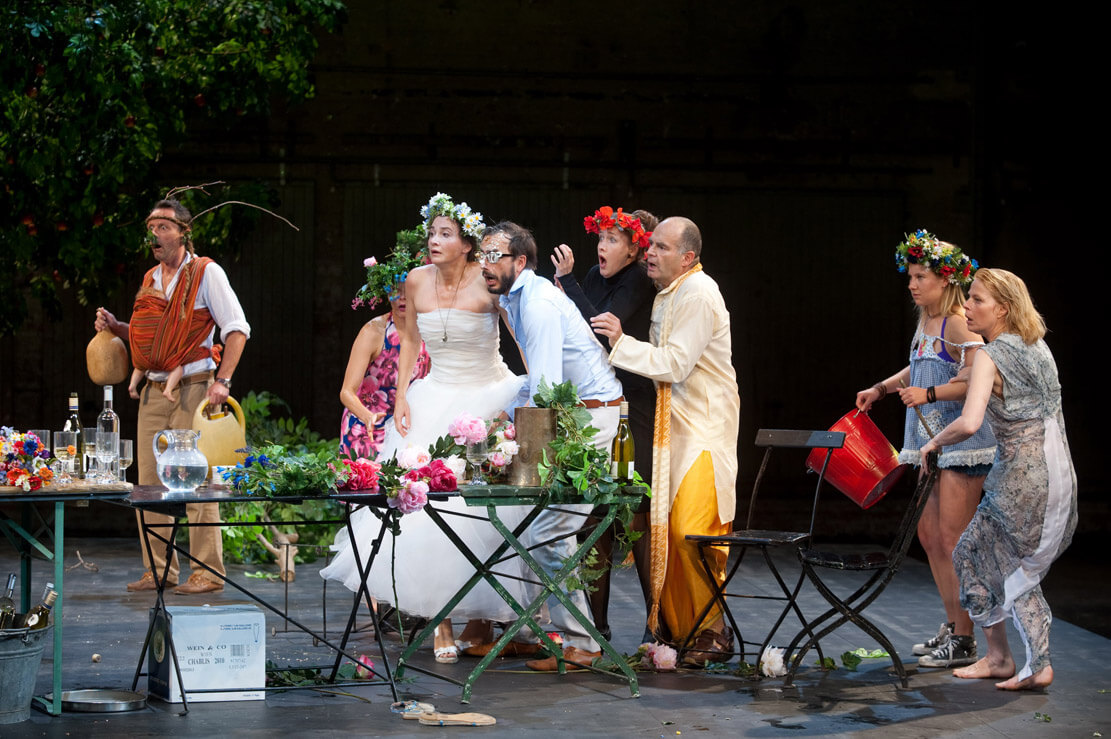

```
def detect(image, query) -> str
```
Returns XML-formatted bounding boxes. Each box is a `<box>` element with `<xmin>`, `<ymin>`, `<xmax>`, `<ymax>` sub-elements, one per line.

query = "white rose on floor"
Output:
<box><xmin>760</xmin><ymin>646</ymin><xmax>787</xmax><ymax>677</ymax></box>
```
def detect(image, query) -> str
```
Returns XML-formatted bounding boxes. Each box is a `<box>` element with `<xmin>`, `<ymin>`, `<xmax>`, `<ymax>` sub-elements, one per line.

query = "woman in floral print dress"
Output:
<box><xmin>922</xmin><ymin>268</ymin><xmax>1076</xmax><ymax>691</ymax></box>
<box><xmin>339</xmin><ymin>282</ymin><xmax>430</xmax><ymax>460</ymax></box>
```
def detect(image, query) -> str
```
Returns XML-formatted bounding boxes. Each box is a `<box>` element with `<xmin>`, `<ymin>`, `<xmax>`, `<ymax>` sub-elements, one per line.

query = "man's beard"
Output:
<box><xmin>484</xmin><ymin>271</ymin><xmax>512</xmax><ymax>295</ymax></box>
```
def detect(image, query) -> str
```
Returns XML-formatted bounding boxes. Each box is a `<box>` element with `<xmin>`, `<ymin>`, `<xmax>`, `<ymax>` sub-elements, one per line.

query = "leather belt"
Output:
<box><xmin>146</xmin><ymin>371</ymin><xmax>213</xmax><ymax>391</ymax></box>
<box><xmin>579</xmin><ymin>396</ymin><xmax>624</xmax><ymax>409</ymax></box>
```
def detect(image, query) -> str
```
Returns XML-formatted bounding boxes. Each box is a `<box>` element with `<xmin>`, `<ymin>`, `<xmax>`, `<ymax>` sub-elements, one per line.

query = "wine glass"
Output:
<box><xmin>466</xmin><ymin>439</ymin><xmax>489</xmax><ymax>485</ymax></box>
<box><xmin>82</xmin><ymin>428</ymin><xmax>99</xmax><ymax>481</ymax></box>
<box><xmin>53</xmin><ymin>431</ymin><xmax>76</xmax><ymax>485</ymax></box>
<box><xmin>97</xmin><ymin>431</ymin><xmax>119</xmax><ymax>484</ymax></box>
<box><xmin>117</xmin><ymin>439</ymin><xmax>134</xmax><ymax>483</ymax></box>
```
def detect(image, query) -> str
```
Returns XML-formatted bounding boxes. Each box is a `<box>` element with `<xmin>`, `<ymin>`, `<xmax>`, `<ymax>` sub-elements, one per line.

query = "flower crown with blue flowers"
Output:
<box><xmin>420</xmin><ymin>192</ymin><xmax>486</xmax><ymax>240</ymax></box>
<box><xmin>895</xmin><ymin>228</ymin><xmax>978</xmax><ymax>287</ymax></box>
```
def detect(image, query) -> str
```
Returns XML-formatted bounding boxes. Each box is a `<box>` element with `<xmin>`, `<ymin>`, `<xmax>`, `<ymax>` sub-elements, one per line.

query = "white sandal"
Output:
<box><xmin>434</xmin><ymin>645</ymin><xmax>459</xmax><ymax>664</ymax></box>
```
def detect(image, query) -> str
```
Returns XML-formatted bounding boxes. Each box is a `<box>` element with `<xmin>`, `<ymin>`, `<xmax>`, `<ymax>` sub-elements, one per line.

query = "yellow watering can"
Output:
<box><xmin>192</xmin><ymin>396</ymin><xmax>248</xmax><ymax>468</ymax></box>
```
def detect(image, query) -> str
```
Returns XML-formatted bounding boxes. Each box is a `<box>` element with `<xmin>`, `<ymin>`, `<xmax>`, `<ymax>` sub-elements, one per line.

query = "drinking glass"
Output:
<box><xmin>28</xmin><ymin>429</ymin><xmax>50</xmax><ymax>452</ymax></box>
<box><xmin>466</xmin><ymin>439</ymin><xmax>489</xmax><ymax>485</ymax></box>
<box><xmin>117</xmin><ymin>439</ymin><xmax>134</xmax><ymax>483</ymax></box>
<box><xmin>82</xmin><ymin>428</ymin><xmax>99</xmax><ymax>481</ymax></box>
<box><xmin>53</xmin><ymin>431</ymin><xmax>76</xmax><ymax>485</ymax></box>
<box><xmin>97</xmin><ymin>431</ymin><xmax>119</xmax><ymax>484</ymax></box>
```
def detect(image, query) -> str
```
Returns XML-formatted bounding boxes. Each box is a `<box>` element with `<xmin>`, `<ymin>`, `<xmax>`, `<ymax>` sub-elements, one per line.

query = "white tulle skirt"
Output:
<box><xmin>320</xmin><ymin>311</ymin><xmax>530</xmax><ymax>619</ymax></box>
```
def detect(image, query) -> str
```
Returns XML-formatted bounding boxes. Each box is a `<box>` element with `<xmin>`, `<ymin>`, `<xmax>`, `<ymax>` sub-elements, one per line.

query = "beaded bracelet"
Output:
<box><xmin>873</xmin><ymin>382</ymin><xmax>887</xmax><ymax>399</ymax></box>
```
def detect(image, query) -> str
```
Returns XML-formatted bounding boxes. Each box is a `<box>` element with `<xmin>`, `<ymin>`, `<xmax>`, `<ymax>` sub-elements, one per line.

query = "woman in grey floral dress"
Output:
<box><xmin>922</xmin><ymin>268</ymin><xmax>1076</xmax><ymax>690</ymax></box>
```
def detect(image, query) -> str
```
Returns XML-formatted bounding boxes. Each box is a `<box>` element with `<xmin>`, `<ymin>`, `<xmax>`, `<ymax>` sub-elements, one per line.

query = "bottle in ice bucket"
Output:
<box><xmin>0</xmin><ymin>573</ymin><xmax>16</xmax><ymax>629</ymax></box>
<box><xmin>610</xmin><ymin>400</ymin><xmax>635</xmax><ymax>481</ymax></box>
<box><xmin>22</xmin><ymin>583</ymin><xmax>57</xmax><ymax>630</ymax></box>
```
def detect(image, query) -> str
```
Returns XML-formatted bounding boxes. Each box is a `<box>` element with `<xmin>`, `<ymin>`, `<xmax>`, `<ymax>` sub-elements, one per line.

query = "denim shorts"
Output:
<box><xmin>943</xmin><ymin>462</ymin><xmax>992</xmax><ymax>477</ymax></box>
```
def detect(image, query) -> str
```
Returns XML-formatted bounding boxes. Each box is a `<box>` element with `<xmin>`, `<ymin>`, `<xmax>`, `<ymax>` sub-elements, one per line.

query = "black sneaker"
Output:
<box><xmin>912</xmin><ymin>621</ymin><xmax>954</xmax><ymax>656</ymax></box>
<box><xmin>918</xmin><ymin>634</ymin><xmax>977</xmax><ymax>667</ymax></box>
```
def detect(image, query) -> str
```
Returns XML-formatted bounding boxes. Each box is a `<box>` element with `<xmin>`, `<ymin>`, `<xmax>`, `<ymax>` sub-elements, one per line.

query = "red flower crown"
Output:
<box><xmin>583</xmin><ymin>206</ymin><xmax>652</xmax><ymax>249</ymax></box>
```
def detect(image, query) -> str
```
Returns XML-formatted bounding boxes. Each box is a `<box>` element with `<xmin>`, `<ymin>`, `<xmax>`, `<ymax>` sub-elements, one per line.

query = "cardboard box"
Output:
<box><xmin>148</xmin><ymin>604</ymin><xmax>266</xmax><ymax>703</ymax></box>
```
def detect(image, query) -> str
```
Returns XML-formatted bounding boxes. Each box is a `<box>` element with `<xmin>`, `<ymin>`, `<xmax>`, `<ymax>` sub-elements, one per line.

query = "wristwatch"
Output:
<box><xmin>215</xmin><ymin>377</ymin><xmax>232</xmax><ymax>388</ymax></box>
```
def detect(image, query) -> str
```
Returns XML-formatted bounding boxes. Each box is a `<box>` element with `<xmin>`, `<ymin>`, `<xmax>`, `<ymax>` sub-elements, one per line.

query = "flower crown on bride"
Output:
<box><xmin>420</xmin><ymin>192</ymin><xmax>486</xmax><ymax>240</ymax></box>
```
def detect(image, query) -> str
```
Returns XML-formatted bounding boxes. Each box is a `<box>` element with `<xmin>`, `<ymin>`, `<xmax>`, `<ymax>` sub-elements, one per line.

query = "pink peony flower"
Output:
<box><xmin>448</xmin><ymin>413</ymin><xmax>488</xmax><ymax>445</ymax></box>
<box><xmin>487</xmin><ymin>451</ymin><xmax>508</xmax><ymax>468</ymax></box>
<box><xmin>651</xmin><ymin>644</ymin><xmax>678</xmax><ymax>671</ymax></box>
<box><xmin>390</xmin><ymin>479</ymin><xmax>429</xmax><ymax>514</ymax></box>
<box><xmin>396</xmin><ymin>446</ymin><xmax>431</xmax><ymax>469</ymax></box>
<box><xmin>341</xmin><ymin>457</ymin><xmax>381</xmax><ymax>491</ymax></box>
<box><xmin>363</xmin><ymin>256</ymin><xmax>378</xmax><ymax>268</ymax></box>
<box><xmin>425</xmin><ymin>458</ymin><xmax>457</xmax><ymax>492</ymax></box>
<box><xmin>354</xmin><ymin>654</ymin><xmax>375</xmax><ymax>679</ymax></box>
<box><xmin>502</xmin><ymin>424</ymin><xmax>515</xmax><ymax>441</ymax></box>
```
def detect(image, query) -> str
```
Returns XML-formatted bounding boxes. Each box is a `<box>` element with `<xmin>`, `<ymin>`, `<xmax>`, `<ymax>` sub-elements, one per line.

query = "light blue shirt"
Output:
<box><xmin>500</xmin><ymin>269</ymin><xmax>622</xmax><ymax>415</ymax></box>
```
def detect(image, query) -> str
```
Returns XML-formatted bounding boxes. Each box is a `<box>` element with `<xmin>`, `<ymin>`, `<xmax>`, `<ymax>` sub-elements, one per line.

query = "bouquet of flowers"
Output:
<box><xmin>1</xmin><ymin>428</ymin><xmax>55</xmax><ymax>491</ymax></box>
<box><xmin>446</xmin><ymin>412</ymin><xmax>519</xmax><ymax>479</ymax></box>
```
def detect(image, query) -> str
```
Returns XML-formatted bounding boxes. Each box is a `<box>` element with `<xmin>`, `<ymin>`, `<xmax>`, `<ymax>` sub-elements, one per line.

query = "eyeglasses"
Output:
<box><xmin>478</xmin><ymin>250</ymin><xmax>511</xmax><ymax>264</ymax></box>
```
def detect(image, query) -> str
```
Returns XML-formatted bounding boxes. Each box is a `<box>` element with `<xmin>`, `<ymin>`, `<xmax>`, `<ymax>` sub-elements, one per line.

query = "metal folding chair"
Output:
<box><xmin>783</xmin><ymin>453</ymin><xmax>939</xmax><ymax>687</ymax></box>
<box><xmin>681</xmin><ymin>428</ymin><xmax>844</xmax><ymax>665</ymax></box>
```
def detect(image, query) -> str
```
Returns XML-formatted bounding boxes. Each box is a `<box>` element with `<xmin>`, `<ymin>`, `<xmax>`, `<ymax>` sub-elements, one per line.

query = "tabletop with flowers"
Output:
<box><xmin>223</xmin><ymin>413</ymin><xmax>519</xmax><ymax>518</ymax></box>
<box><xmin>0</xmin><ymin>427</ymin><xmax>55</xmax><ymax>492</ymax></box>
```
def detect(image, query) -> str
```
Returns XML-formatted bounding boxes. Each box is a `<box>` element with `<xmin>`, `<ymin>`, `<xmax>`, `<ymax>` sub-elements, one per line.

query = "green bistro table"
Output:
<box><xmin>0</xmin><ymin>484</ymin><xmax>132</xmax><ymax>716</ymax></box>
<box><xmin>388</xmin><ymin>483</ymin><xmax>645</xmax><ymax>703</ymax></box>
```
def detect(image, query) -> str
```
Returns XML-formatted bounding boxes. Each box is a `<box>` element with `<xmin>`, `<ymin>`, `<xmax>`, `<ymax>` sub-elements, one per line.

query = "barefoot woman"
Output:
<box><xmin>922</xmin><ymin>268</ymin><xmax>1076</xmax><ymax>690</ymax></box>
<box><xmin>857</xmin><ymin>230</ymin><xmax>994</xmax><ymax>668</ymax></box>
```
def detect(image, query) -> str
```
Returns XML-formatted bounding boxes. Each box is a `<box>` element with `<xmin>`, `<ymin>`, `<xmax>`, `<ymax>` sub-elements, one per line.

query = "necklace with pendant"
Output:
<box><xmin>437</xmin><ymin>264</ymin><xmax>467</xmax><ymax>342</ymax></box>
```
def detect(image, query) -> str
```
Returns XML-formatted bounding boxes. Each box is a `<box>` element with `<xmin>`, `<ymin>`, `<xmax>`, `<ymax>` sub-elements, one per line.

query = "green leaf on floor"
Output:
<box><xmin>840</xmin><ymin>651</ymin><xmax>862</xmax><ymax>670</ymax></box>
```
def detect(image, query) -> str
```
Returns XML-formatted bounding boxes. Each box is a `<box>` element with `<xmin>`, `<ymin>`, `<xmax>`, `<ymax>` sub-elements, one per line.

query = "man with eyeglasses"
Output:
<box><xmin>480</xmin><ymin>220</ymin><xmax>623</xmax><ymax>671</ymax></box>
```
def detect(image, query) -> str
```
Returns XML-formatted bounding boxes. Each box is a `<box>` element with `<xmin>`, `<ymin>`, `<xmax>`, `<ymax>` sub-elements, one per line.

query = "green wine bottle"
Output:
<box><xmin>610</xmin><ymin>400</ymin><xmax>635</xmax><ymax>481</ymax></box>
<box><xmin>64</xmin><ymin>392</ymin><xmax>84</xmax><ymax>479</ymax></box>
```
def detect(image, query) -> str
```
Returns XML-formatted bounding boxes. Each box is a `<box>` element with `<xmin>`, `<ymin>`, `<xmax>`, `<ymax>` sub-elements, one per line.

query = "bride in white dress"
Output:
<box><xmin>320</xmin><ymin>196</ymin><xmax>526</xmax><ymax>662</ymax></box>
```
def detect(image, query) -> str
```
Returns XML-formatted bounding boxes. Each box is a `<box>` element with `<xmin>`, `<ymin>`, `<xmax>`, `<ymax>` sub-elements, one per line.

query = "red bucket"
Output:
<box><xmin>806</xmin><ymin>410</ymin><xmax>908</xmax><ymax>509</ymax></box>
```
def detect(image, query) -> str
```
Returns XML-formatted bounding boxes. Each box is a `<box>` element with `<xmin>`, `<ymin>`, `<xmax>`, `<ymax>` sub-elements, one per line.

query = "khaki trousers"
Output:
<box><xmin>136</xmin><ymin>374</ymin><xmax>225</xmax><ymax>584</ymax></box>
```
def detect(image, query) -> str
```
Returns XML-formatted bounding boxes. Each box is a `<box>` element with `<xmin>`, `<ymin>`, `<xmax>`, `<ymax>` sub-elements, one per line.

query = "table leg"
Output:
<box><xmin>487</xmin><ymin>503</ymin><xmax>638</xmax><ymax>696</ymax></box>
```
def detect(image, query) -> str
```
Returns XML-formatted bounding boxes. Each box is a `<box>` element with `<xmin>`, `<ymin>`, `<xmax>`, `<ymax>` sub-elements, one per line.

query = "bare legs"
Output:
<box><xmin>918</xmin><ymin>469</ymin><xmax>984</xmax><ymax>637</ymax></box>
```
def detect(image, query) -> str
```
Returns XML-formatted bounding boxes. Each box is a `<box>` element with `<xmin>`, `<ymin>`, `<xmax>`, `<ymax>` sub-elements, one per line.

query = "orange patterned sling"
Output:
<box><xmin>129</xmin><ymin>257</ymin><xmax>217</xmax><ymax>372</ymax></box>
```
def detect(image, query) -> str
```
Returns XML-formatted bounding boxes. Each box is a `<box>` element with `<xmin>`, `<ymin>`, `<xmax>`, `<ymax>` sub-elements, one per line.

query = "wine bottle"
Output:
<box><xmin>97</xmin><ymin>385</ymin><xmax>120</xmax><ymax>481</ymax></box>
<box><xmin>0</xmin><ymin>573</ymin><xmax>16</xmax><ymax>629</ymax></box>
<box><xmin>22</xmin><ymin>583</ymin><xmax>57</xmax><ymax>630</ymax></box>
<box><xmin>610</xmin><ymin>400</ymin><xmax>635</xmax><ymax>481</ymax></box>
<box><xmin>64</xmin><ymin>392</ymin><xmax>85</xmax><ymax>479</ymax></box>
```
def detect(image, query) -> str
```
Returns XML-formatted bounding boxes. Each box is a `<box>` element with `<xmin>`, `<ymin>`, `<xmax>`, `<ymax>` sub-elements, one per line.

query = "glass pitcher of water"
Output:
<box><xmin>152</xmin><ymin>429</ymin><xmax>209</xmax><ymax>493</ymax></box>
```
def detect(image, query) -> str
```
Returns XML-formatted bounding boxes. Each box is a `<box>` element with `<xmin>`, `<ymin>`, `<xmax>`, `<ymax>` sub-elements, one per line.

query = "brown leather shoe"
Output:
<box><xmin>525</xmin><ymin>645</ymin><xmax>601</xmax><ymax>672</ymax></box>
<box><xmin>680</xmin><ymin>626</ymin><xmax>735</xmax><ymax>668</ymax></box>
<box><xmin>173</xmin><ymin>573</ymin><xmax>224</xmax><ymax>595</ymax></box>
<box><xmin>127</xmin><ymin>571</ymin><xmax>175</xmax><ymax>592</ymax></box>
<box><xmin>462</xmin><ymin>640</ymin><xmax>542</xmax><ymax>658</ymax></box>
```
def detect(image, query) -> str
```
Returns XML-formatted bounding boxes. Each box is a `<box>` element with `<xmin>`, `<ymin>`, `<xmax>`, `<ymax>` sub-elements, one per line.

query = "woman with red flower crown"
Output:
<box><xmin>855</xmin><ymin>229</ymin><xmax>996</xmax><ymax>669</ymax></box>
<box><xmin>551</xmin><ymin>206</ymin><xmax>658</xmax><ymax>643</ymax></box>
